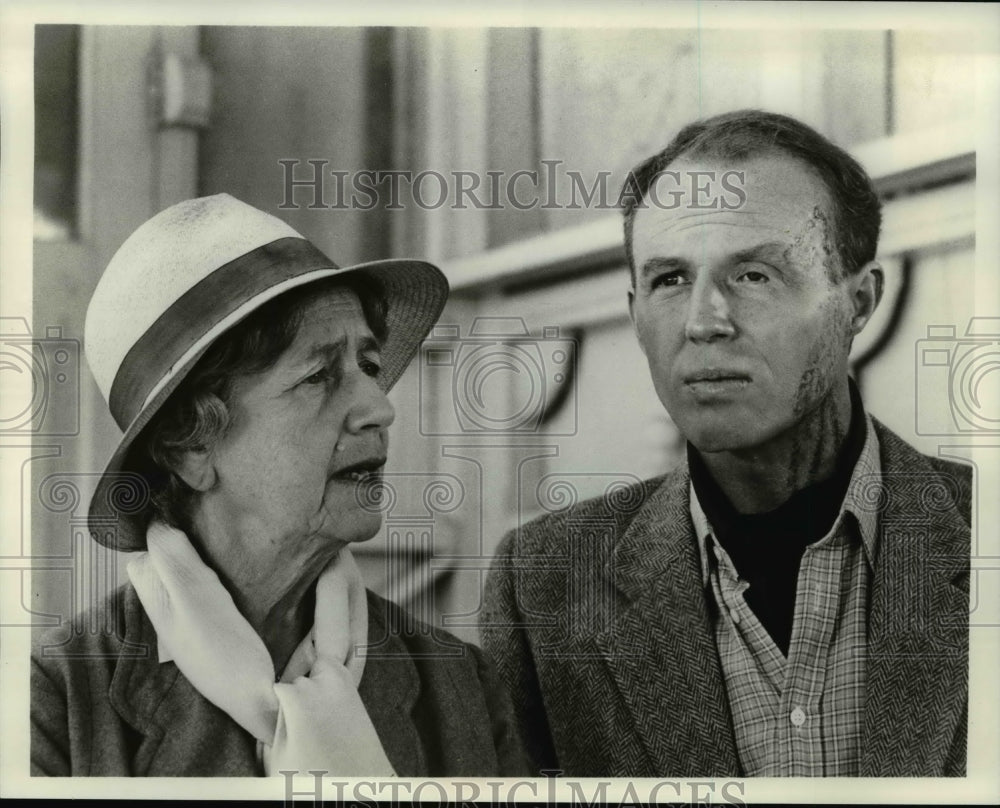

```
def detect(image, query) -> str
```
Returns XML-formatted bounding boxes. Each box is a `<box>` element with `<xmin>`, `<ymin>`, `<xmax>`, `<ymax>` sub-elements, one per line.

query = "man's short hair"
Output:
<box><xmin>620</xmin><ymin>109</ymin><xmax>882</xmax><ymax>283</ymax></box>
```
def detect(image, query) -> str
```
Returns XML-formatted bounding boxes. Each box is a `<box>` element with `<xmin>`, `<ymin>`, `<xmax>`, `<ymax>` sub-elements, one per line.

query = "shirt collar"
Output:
<box><xmin>691</xmin><ymin>410</ymin><xmax>882</xmax><ymax>587</ymax></box>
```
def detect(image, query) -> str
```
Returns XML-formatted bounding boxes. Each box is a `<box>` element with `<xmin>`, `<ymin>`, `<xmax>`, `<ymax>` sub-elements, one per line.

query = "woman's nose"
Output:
<box><xmin>345</xmin><ymin>376</ymin><xmax>396</xmax><ymax>433</ymax></box>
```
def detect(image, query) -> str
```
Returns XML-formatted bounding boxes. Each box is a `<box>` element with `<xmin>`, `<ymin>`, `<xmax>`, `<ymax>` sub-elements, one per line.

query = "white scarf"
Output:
<box><xmin>127</xmin><ymin>521</ymin><xmax>395</xmax><ymax>776</ymax></box>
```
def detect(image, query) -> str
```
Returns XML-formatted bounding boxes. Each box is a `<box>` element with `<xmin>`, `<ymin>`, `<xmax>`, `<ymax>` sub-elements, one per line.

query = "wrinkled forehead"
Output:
<box><xmin>286</xmin><ymin>285</ymin><xmax>369</xmax><ymax>343</ymax></box>
<box><xmin>633</xmin><ymin>153</ymin><xmax>836</xmax><ymax>251</ymax></box>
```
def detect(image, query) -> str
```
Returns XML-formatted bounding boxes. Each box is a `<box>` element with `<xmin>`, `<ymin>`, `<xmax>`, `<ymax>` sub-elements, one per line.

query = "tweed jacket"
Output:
<box><xmin>481</xmin><ymin>419</ymin><xmax>972</xmax><ymax>777</ymax></box>
<box><xmin>32</xmin><ymin>584</ymin><xmax>528</xmax><ymax>777</ymax></box>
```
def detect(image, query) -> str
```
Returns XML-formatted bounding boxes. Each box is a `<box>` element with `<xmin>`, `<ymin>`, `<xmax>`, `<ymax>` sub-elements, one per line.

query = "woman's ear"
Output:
<box><xmin>174</xmin><ymin>449</ymin><xmax>217</xmax><ymax>492</ymax></box>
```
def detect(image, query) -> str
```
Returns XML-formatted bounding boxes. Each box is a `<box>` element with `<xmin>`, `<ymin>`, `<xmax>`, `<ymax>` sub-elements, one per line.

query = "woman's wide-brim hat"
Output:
<box><xmin>85</xmin><ymin>193</ymin><xmax>449</xmax><ymax>552</ymax></box>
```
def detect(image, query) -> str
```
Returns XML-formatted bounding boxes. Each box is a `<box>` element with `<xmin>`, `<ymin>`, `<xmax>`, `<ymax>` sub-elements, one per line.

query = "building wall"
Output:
<box><xmin>375</xmin><ymin>27</ymin><xmax>979</xmax><ymax>640</ymax></box>
<box><xmin>28</xmin><ymin>24</ymin><xmax>981</xmax><ymax>641</ymax></box>
<box><xmin>199</xmin><ymin>26</ymin><xmax>393</xmax><ymax>265</ymax></box>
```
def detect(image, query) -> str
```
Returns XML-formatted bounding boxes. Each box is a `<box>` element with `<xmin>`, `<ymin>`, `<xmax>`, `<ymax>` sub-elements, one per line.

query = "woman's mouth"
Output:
<box><xmin>330</xmin><ymin>458</ymin><xmax>386</xmax><ymax>483</ymax></box>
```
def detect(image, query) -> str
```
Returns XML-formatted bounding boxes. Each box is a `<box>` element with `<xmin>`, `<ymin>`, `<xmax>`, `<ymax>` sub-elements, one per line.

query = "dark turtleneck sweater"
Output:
<box><xmin>688</xmin><ymin>383</ymin><xmax>867</xmax><ymax>656</ymax></box>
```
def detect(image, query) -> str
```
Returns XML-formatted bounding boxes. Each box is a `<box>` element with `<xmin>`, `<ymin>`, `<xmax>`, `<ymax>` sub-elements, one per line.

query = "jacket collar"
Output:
<box><xmin>689</xmin><ymin>412</ymin><xmax>884</xmax><ymax>588</ymax></box>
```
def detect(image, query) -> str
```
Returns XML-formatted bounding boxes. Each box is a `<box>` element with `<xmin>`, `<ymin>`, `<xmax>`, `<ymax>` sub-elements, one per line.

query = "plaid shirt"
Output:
<box><xmin>691</xmin><ymin>415</ymin><xmax>881</xmax><ymax>777</ymax></box>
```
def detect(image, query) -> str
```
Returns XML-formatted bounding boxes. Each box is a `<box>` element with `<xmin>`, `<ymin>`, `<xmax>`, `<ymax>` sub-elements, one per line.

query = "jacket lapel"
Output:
<box><xmin>862</xmin><ymin>423</ymin><xmax>971</xmax><ymax>776</ymax></box>
<box><xmin>109</xmin><ymin>585</ymin><xmax>260</xmax><ymax>775</ymax></box>
<box><xmin>357</xmin><ymin>593</ymin><xmax>424</xmax><ymax>776</ymax></box>
<box><xmin>593</xmin><ymin>470</ymin><xmax>740</xmax><ymax>776</ymax></box>
<box><xmin>109</xmin><ymin>585</ymin><xmax>426</xmax><ymax>776</ymax></box>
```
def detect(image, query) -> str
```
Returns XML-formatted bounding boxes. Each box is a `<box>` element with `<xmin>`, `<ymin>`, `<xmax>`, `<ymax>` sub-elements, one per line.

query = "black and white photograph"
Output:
<box><xmin>1</xmin><ymin>1</ymin><xmax>998</xmax><ymax>803</ymax></box>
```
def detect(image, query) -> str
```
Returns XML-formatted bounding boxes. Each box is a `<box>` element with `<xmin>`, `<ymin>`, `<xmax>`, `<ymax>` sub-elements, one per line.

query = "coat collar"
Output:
<box><xmin>108</xmin><ymin>585</ymin><xmax>424</xmax><ymax>775</ymax></box>
<box><xmin>595</xmin><ymin>467</ymin><xmax>741</xmax><ymax>776</ymax></box>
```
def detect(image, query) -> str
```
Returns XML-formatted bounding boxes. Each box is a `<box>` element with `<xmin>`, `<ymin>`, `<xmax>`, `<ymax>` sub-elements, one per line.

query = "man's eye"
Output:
<box><xmin>651</xmin><ymin>272</ymin><xmax>687</xmax><ymax>289</ymax></box>
<box><xmin>360</xmin><ymin>358</ymin><xmax>381</xmax><ymax>378</ymax></box>
<box><xmin>737</xmin><ymin>268</ymin><xmax>770</xmax><ymax>283</ymax></box>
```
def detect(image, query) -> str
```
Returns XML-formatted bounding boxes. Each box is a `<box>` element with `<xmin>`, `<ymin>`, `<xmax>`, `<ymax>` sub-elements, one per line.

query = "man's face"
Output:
<box><xmin>628</xmin><ymin>153</ymin><xmax>861</xmax><ymax>454</ymax></box>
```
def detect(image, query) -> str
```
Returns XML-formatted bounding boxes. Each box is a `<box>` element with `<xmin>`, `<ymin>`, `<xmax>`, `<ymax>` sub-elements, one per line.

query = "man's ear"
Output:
<box><xmin>174</xmin><ymin>448</ymin><xmax>217</xmax><ymax>492</ymax></box>
<box><xmin>848</xmin><ymin>260</ymin><xmax>883</xmax><ymax>336</ymax></box>
<box><xmin>627</xmin><ymin>286</ymin><xmax>647</xmax><ymax>356</ymax></box>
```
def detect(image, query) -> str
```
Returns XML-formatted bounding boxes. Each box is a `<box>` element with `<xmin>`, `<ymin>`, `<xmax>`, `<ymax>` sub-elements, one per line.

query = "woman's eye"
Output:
<box><xmin>303</xmin><ymin>366</ymin><xmax>335</xmax><ymax>385</ymax></box>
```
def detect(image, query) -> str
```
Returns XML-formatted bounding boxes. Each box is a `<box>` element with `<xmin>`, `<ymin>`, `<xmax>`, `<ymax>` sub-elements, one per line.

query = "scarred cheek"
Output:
<box><xmin>791</xmin><ymin>305</ymin><xmax>852</xmax><ymax>413</ymax></box>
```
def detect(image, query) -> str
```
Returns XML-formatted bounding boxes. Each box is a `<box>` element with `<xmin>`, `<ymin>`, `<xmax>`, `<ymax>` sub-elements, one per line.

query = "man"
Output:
<box><xmin>481</xmin><ymin>110</ymin><xmax>971</xmax><ymax>777</ymax></box>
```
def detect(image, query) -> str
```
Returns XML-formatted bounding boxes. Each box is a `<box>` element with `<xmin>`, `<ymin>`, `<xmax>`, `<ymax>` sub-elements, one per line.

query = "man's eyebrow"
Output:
<box><xmin>640</xmin><ymin>256</ymin><xmax>689</xmax><ymax>279</ymax></box>
<box><xmin>732</xmin><ymin>242</ymin><xmax>788</xmax><ymax>263</ymax></box>
<box><xmin>639</xmin><ymin>242</ymin><xmax>790</xmax><ymax>280</ymax></box>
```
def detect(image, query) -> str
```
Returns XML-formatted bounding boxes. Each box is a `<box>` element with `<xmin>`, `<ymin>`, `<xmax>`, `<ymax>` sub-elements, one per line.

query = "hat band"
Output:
<box><xmin>108</xmin><ymin>237</ymin><xmax>338</xmax><ymax>430</ymax></box>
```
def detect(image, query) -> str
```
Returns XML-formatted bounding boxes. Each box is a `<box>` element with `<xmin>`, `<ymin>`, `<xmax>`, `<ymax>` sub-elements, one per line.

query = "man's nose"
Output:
<box><xmin>684</xmin><ymin>278</ymin><xmax>736</xmax><ymax>342</ymax></box>
<box><xmin>346</xmin><ymin>376</ymin><xmax>396</xmax><ymax>433</ymax></box>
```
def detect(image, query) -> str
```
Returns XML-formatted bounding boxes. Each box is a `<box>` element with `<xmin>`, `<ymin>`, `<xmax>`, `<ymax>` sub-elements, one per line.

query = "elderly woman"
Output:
<box><xmin>31</xmin><ymin>194</ymin><xmax>527</xmax><ymax>777</ymax></box>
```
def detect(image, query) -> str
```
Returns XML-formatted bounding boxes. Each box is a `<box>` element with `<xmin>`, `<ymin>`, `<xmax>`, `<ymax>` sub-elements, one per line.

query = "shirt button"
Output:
<box><xmin>790</xmin><ymin>707</ymin><xmax>807</xmax><ymax>727</ymax></box>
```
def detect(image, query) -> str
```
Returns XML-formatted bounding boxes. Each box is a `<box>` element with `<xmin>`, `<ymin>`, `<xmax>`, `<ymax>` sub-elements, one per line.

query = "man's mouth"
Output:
<box><xmin>681</xmin><ymin>369</ymin><xmax>752</xmax><ymax>400</ymax></box>
<box><xmin>330</xmin><ymin>457</ymin><xmax>386</xmax><ymax>483</ymax></box>
<box><xmin>683</xmin><ymin>369</ymin><xmax>751</xmax><ymax>385</ymax></box>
